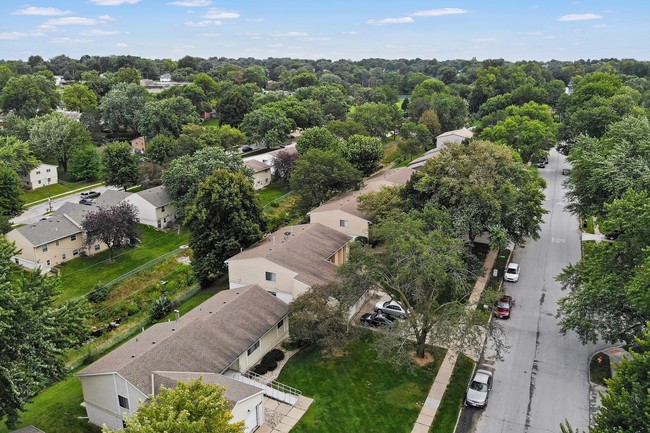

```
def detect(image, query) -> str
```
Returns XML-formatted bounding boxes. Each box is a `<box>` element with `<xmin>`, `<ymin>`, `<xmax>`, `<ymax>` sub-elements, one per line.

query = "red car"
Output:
<box><xmin>494</xmin><ymin>295</ymin><xmax>514</xmax><ymax>319</ymax></box>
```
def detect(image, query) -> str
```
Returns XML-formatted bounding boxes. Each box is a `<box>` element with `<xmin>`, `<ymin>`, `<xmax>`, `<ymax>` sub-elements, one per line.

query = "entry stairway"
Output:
<box><xmin>225</xmin><ymin>370</ymin><xmax>301</xmax><ymax>406</ymax></box>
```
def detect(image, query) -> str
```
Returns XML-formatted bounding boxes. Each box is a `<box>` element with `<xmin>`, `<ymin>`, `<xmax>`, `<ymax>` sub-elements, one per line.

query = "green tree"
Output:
<box><xmin>62</xmin><ymin>83</ymin><xmax>98</xmax><ymax>112</ymax></box>
<box><xmin>591</xmin><ymin>327</ymin><xmax>650</xmax><ymax>433</ymax></box>
<box><xmin>218</xmin><ymin>125</ymin><xmax>246</xmax><ymax>149</ymax></box>
<box><xmin>418</xmin><ymin>110</ymin><xmax>441</xmax><ymax>139</ymax></box>
<box><xmin>0</xmin><ymin>166</ymin><xmax>24</xmax><ymax>218</ymax></box>
<box><xmin>100</xmin><ymin>82</ymin><xmax>150</xmax><ymax>134</ymax></box>
<box><xmin>68</xmin><ymin>145</ymin><xmax>101</xmax><ymax>181</ymax></box>
<box><xmin>82</xmin><ymin>202</ymin><xmax>139</xmax><ymax>260</ymax></box>
<box><xmin>0</xmin><ymin>73</ymin><xmax>58</xmax><ymax>118</ymax></box>
<box><xmin>101</xmin><ymin>141</ymin><xmax>140</xmax><ymax>190</ymax></box>
<box><xmin>28</xmin><ymin>112</ymin><xmax>91</xmax><ymax>172</ymax></box>
<box><xmin>403</xmin><ymin>140</ymin><xmax>546</xmax><ymax>247</ymax></box>
<box><xmin>324</xmin><ymin>119</ymin><xmax>369</xmax><ymax>139</ymax></box>
<box><xmin>193</xmin><ymin>72</ymin><xmax>220</xmax><ymax>101</ymax></box>
<box><xmin>0</xmin><ymin>136</ymin><xmax>39</xmax><ymax>176</ymax></box>
<box><xmin>161</xmin><ymin>147</ymin><xmax>247</xmax><ymax>218</ymax></box>
<box><xmin>145</xmin><ymin>134</ymin><xmax>179</xmax><ymax>165</ymax></box>
<box><xmin>137</xmin><ymin>96</ymin><xmax>199</xmax><ymax>138</ymax></box>
<box><xmin>341</xmin><ymin>134</ymin><xmax>384</xmax><ymax>175</ymax></box>
<box><xmin>290</xmin><ymin>149</ymin><xmax>363</xmax><ymax>210</ymax></box>
<box><xmin>186</xmin><ymin>169</ymin><xmax>264</xmax><ymax>286</ymax></box>
<box><xmin>216</xmin><ymin>84</ymin><xmax>257</xmax><ymax>126</ymax></box>
<box><xmin>113</xmin><ymin>67</ymin><xmax>142</xmax><ymax>85</ymax></box>
<box><xmin>294</xmin><ymin>83</ymin><xmax>350</xmax><ymax>121</ymax></box>
<box><xmin>107</xmin><ymin>378</ymin><xmax>244</xmax><ymax>433</ymax></box>
<box><xmin>0</xmin><ymin>240</ymin><xmax>87</xmax><ymax>429</ymax></box>
<box><xmin>289</xmin><ymin>71</ymin><xmax>319</xmax><ymax>89</ymax></box>
<box><xmin>340</xmin><ymin>210</ymin><xmax>483</xmax><ymax>359</ymax></box>
<box><xmin>349</xmin><ymin>102</ymin><xmax>399</xmax><ymax>139</ymax></box>
<box><xmin>239</xmin><ymin>106</ymin><xmax>294</xmax><ymax>148</ymax></box>
<box><xmin>296</xmin><ymin>126</ymin><xmax>341</xmax><ymax>154</ymax></box>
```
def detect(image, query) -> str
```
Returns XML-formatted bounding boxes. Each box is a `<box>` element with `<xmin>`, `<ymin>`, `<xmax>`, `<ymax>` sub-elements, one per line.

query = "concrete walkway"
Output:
<box><xmin>410</xmin><ymin>249</ymin><xmax>498</xmax><ymax>433</ymax></box>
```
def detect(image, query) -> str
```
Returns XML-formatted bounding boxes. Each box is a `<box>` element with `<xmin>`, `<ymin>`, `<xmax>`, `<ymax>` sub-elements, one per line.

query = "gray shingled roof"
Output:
<box><xmin>152</xmin><ymin>372</ymin><xmax>262</xmax><ymax>404</ymax></box>
<box><xmin>15</xmin><ymin>216</ymin><xmax>81</xmax><ymax>247</ymax></box>
<box><xmin>78</xmin><ymin>285</ymin><xmax>287</xmax><ymax>395</ymax></box>
<box><xmin>10</xmin><ymin>426</ymin><xmax>45</xmax><ymax>433</ymax></box>
<box><xmin>244</xmin><ymin>159</ymin><xmax>272</xmax><ymax>173</ymax></box>
<box><xmin>136</xmin><ymin>185</ymin><xmax>171</xmax><ymax>208</ymax></box>
<box><xmin>54</xmin><ymin>202</ymin><xmax>99</xmax><ymax>227</ymax></box>
<box><xmin>227</xmin><ymin>223</ymin><xmax>352</xmax><ymax>287</ymax></box>
<box><xmin>436</xmin><ymin>128</ymin><xmax>474</xmax><ymax>139</ymax></box>
<box><xmin>95</xmin><ymin>190</ymin><xmax>133</xmax><ymax>207</ymax></box>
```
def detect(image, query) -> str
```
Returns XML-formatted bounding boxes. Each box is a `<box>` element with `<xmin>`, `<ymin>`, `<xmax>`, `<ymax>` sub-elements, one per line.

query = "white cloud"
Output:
<box><xmin>197</xmin><ymin>32</ymin><xmax>221</xmax><ymax>37</ymax></box>
<box><xmin>273</xmin><ymin>31</ymin><xmax>309</xmax><ymax>37</ymax></box>
<box><xmin>48</xmin><ymin>37</ymin><xmax>93</xmax><ymax>44</ymax></box>
<box><xmin>593</xmin><ymin>23</ymin><xmax>609</xmax><ymax>28</ymax></box>
<box><xmin>246</xmin><ymin>18</ymin><xmax>264</xmax><ymax>22</ymax></box>
<box><xmin>13</xmin><ymin>6</ymin><xmax>72</xmax><ymax>16</ymax></box>
<box><xmin>42</xmin><ymin>17</ymin><xmax>103</xmax><ymax>27</ymax></box>
<box><xmin>558</xmin><ymin>13</ymin><xmax>603</xmax><ymax>21</ymax></box>
<box><xmin>410</xmin><ymin>8</ymin><xmax>470</xmax><ymax>17</ymax></box>
<box><xmin>81</xmin><ymin>29</ymin><xmax>118</xmax><ymax>36</ymax></box>
<box><xmin>518</xmin><ymin>31</ymin><xmax>544</xmax><ymax>35</ymax></box>
<box><xmin>88</xmin><ymin>0</ymin><xmax>140</xmax><ymax>5</ymax></box>
<box><xmin>0</xmin><ymin>31</ymin><xmax>44</xmax><ymax>40</ymax></box>
<box><xmin>366</xmin><ymin>17</ymin><xmax>414</xmax><ymax>25</ymax></box>
<box><xmin>202</xmin><ymin>8</ymin><xmax>239</xmax><ymax>19</ymax></box>
<box><xmin>299</xmin><ymin>37</ymin><xmax>331</xmax><ymax>42</ymax></box>
<box><xmin>343</xmin><ymin>31</ymin><xmax>359</xmax><ymax>35</ymax></box>
<box><xmin>168</xmin><ymin>0</ymin><xmax>212</xmax><ymax>6</ymax></box>
<box><xmin>185</xmin><ymin>20</ymin><xmax>221</xmax><ymax>27</ymax></box>
<box><xmin>116</xmin><ymin>42</ymin><xmax>128</xmax><ymax>47</ymax></box>
<box><xmin>99</xmin><ymin>15</ymin><xmax>115</xmax><ymax>21</ymax></box>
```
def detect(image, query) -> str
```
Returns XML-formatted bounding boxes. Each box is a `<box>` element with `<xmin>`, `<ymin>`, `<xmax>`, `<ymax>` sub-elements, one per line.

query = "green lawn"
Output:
<box><xmin>277</xmin><ymin>336</ymin><xmax>446</xmax><ymax>433</ymax></box>
<box><xmin>57</xmin><ymin>225</ymin><xmax>189</xmax><ymax>302</ymax></box>
<box><xmin>429</xmin><ymin>354</ymin><xmax>475</xmax><ymax>433</ymax></box>
<box><xmin>23</xmin><ymin>181</ymin><xmax>95</xmax><ymax>204</ymax></box>
<box><xmin>202</xmin><ymin>118</ymin><xmax>220</xmax><ymax>127</ymax></box>
<box><xmin>258</xmin><ymin>183</ymin><xmax>292</xmax><ymax>207</ymax></box>
<box><xmin>0</xmin><ymin>374</ymin><xmax>100</xmax><ymax>433</ymax></box>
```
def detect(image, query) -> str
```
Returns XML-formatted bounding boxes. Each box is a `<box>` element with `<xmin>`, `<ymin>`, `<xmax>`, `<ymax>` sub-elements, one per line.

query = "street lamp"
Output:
<box><xmin>47</xmin><ymin>179</ymin><xmax>53</xmax><ymax>213</ymax></box>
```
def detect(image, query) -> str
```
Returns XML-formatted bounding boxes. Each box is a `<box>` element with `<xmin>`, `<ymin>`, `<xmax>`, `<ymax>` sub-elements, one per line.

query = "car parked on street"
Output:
<box><xmin>494</xmin><ymin>295</ymin><xmax>514</xmax><ymax>319</ymax></box>
<box><xmin>79</xmin><ymin>198</ymin><xmax>95</xmax><ymax>205</ymax></box>
<box><xmin>465</xmin><ymin>369</ymin><xmax>493</xmax><ymax>408</ymax></box>
<box><xmin>503</xmin><ymin>263</ymin><xmax>520</xmax><ymax>282</ymax></box>
<box><xmin>374</xmin><ymin>300</ymin><xmax>407</xmax><ymax>318</ymax></box>
<box><xmin>241</xmin><ymin>146</ymin><xmax>253</xmax><ymax>152</ymax></box>
<box><xmin>360</xmin><ymin>312</ymin><xmax>395</xmax><ymax>327</ymax></box>
<box><xmin>81</xmin><ymin>191</ymin><xmax>101</xmax><ymax>199</ymax></box>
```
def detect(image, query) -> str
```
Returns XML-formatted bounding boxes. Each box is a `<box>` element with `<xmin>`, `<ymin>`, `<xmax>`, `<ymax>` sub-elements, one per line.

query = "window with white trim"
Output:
<box><xmin>265</xmin><ymin>272</ymin><xmax>276</xmax><ymax>282</ymax></box>
<box><xmin>42</xmin><ymin>245</ymin><xmax>48</xmax><ymax>252</ymax></box>
<box><xmin>70</xmin><ymin>234</ymin><xmax>77</xmax><ymax>241</ymax></box>
<box><xmin>247</xmin><ymin>340</ymin><xmax>260</xmax><ymax>356</ymax></box>
<box><xmin>118</xmin><ymin>395</ymin><xmax>129</xmax><ymax>409</ymax></box>
<box><xmin>277</xmin><ymin>319</ymin><xmax>284</xmax><ymax>330</ymax></box>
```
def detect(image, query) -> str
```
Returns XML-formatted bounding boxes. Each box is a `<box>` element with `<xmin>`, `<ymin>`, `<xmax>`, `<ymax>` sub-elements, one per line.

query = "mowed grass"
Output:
<box><xmin>57</xmin><ymin>225</ymin><xmax>189</xmax><ymax>302</ymax></box>
<box><xmin>429</xmin><ymin>354</ymin><xmax>475</xmax><ymax>433</ymax></box>
<box><xmin>0</xmin><ymin>374</ymin><xmax>100</xmax><ymax>433</ymax></box>
<box><xmin>277</xmin><ymin>336</ymin><xmax>446</xmax><ymax>433</ymax></box>
<box><xmin>23</xmin><ymin>181</ymin><xmax>94</xmax><ymax>204</ymax></box>
<box><xmin>258</xmin><ymin>183</ymin><xmax>291</xmax><ymax>206</ymax></box>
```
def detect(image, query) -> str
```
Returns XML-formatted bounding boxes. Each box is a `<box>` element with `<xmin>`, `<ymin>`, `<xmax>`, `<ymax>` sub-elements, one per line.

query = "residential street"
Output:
<box><xmin>458</xmin><ymin>149</ymin><xmax>609</xmax><ymax>433</ymax></box>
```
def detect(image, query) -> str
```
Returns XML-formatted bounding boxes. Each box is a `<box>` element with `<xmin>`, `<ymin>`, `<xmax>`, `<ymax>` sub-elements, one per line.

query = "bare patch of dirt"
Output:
<box><xmin>411</xmin><ymin>351</ymin><xmax>435</xmax><ymax>366</ymax></box>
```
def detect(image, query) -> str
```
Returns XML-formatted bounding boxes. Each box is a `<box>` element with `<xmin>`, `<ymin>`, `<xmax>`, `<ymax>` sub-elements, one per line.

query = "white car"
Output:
<box><xmin>503</xmin><ymin>263</ymin><xmax>520</xmax><ymax>282</ymax></box>
<box><xmin>465</xmin><ymin>369</ymin><xmax>493</xmax><ymax>408</ymax></box>
<box><xmin>374</xmin><ymin>300</ymin><xmax>407</xmax><ymax>318</ymax></box>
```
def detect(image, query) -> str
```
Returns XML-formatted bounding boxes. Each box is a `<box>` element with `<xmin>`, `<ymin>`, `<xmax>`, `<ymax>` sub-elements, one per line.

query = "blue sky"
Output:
<box><xmin>0</xmin><ymin>0</ymin><xmax>648</xmax><ymax>62</ymax></box>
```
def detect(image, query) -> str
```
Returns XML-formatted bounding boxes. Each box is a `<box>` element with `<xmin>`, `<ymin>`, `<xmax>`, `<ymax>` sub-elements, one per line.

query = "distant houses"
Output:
<box><xmin>19</xmin><ymin>163</ymin><xmax>58</xmax><ymax>190</ymax></box>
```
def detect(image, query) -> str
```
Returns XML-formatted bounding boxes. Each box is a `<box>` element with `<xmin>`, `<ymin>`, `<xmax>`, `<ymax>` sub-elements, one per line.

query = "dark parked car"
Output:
<box><xmin>81</xmin><ymin>191</ymin><xmax>101</xmax><ymax>199</ymax></box>
<box><xmin>241</xmin><ymin>146</ymin><xmax>253</xmax><ymax>152</ymax></box>
<box><xmin>562</xmin><ymin>168</ymin><xmax>571</xmax><ymax>175</ymax></box>
<box><xmin>360</xmin><ymin>313</ymin><xmax>395</xmax><ymax>327</ymax></box>
<box><xmin>79</xmin><ymin>198</ymin><xmax>94</xmax><ymax>205</ymax></box>
<box><xmin>603</xmin><ymin>229</ymin><xmax>624</xmax><ymax>240</ymax></box>
<box><xmin>494</xmin><ymin>295</ymin><xmax>514</xmax><ymax>319</ymax></box>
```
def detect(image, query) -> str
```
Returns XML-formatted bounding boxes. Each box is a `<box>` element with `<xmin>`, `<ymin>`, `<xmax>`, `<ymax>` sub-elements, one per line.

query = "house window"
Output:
<box><xmin>118</xmin><ymin>395</ymin><xmax>129</xmax><ymax>410</ymax></box>
<box><xmin>247</xmin><ymin>340</ymin><xmax>260</xmax><ymax>356</ymax></box>
<box><xmin>94</xmin><ymin>244</ymin><xmax>100</xmax><ymax>251</ymax></box>
<box><xmin>46</xmin><ymin>260</ymin><xmax>50</xmax><ymax>266</ymax></box>
<box><xmin>46</xmin><ymin>168</ymin><xmax>51</xmax><ymax>172</ymax></box>
<box><xmin>265</xmin><ymin>272</ymin><xmax>276</xmax><ymax>282</ymax></box>
<box><xmin>339</xmin><ymin>220</ymin><xmax>349</xmax><ymax>228</ymax></box>
<box><xmin>62</xmin><ymin>253</ymin><xmax>66</xmax><ymax>260</ymax></box>
<box><xmin>47</xmin><ymin>177</ymin><xmax>51</xmax><ymax>182</ymax></box>
<box><xmin>161</xmin><ymin>206</ymin><xmax>166</xmax><ymax>213</ymax></box>
<box><xmin>36</xmin><ymin>171</ymin><xmax>41</xmax><ymax>174</ymax></box>
<box><xmin>277</xmin><ymin>319</ymin><xmax>284</xmax><ymax>329</ymax></box>
<box><xmin>38</xmin><ymin>180</ymin><xmax>42</xmax><ymax>184</ymax></box>
<box><xmin>72</xmin><ymin>249</ymin><xmax>79</xmax><ymax>256</ymax></box>
<box><xmin>42</xmin><ymin>245</ymin><xmax>48</xmax><ymax>252</ymax></box>
<box><xmin>70</xmin><ymin>234</ymin><xmax>77</xmax><ymax>241</ymax></box>
<box><xmin>55</xmin><ymin>240</ymin><xmax>60</xmax><ymax>247</ymax></box>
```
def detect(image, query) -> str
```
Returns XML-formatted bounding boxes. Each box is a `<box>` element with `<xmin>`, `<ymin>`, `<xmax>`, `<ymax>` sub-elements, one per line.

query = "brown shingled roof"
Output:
<box><xmin>244</xmin><ymin>159</ymin><xmax>272</xmax><ymax>173</ymax></box>
<box><xmin>78</xmin><ymin>285</ymin><xmax>287</xmax><ymax>394</ymax></box>
<box><xmin>226</xmin><ymin>223</ymin><xmax>352</xmax><ymax>287</ymax></box>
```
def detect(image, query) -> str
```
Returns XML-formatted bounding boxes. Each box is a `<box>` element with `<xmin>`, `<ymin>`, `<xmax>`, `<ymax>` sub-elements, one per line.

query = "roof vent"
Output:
<box><xmin>152</xmin><ymin>341</ymin><xmax>156</xmax><ymax>344</ymax></box>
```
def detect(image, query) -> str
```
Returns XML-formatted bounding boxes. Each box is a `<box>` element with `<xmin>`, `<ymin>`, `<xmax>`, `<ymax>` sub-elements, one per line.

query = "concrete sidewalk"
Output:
<box><xmin>410</xmin><ymin>249</ymin><xmax>498</xmax><ymax>433</ymax></box>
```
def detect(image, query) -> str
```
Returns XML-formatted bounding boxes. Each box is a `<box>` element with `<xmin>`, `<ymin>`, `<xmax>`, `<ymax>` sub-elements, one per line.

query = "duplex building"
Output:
<box><xmin>226</xmin><ymin>223</ymin><xmax>352</xmax><ymax>303</ymax></box>
<box><xmin>124</xmin><ymin>186</ymin><xmax>176</xmax><ymax>229</ymax></box>
<box><xmin>244</xmin><ymin>159</ymin><xmax>272</xmax><ymax>190</ymax></box>
<box><xmin>19</xmin><ymin>163</ymin><xmax>58</xmax><ymax>190</ymax></box>
<box><xmin>77</xmin><ymin>284</ymin><xmax>288</xmax><ymax>432</ymax></box>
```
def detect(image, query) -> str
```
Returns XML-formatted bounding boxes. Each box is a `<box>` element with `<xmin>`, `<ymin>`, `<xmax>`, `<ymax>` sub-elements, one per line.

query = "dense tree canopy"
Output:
<box><xmin>62</xmin><ymin>83</ymin><xmax>98</xmax><ymax>112</ymax></box>
<box><xmin>82</xmin><ymin>202</ymin><xmax>139</xmax><ymax>260</ymax></box>
<box><xmin>239</xmin><ymin>105</ymin><xmax>294</xmax><ymax>148</ymax></box>
<box><xmin>186</xmin><ymin>169</ymin><xmax>264</xmax><ymax>286</ymax></box>
<box><xmin>101</xmin><ymin>141</ymin><xmax>140</xmax><ymax>190</ymax></box>
<box><xmin>137</xmin><ymin>96</ymin><xmax>199</xmax><ymax>138</ymax></box>
<box><xmin>295</xmin><ymin>126</ymin><xmax>340</xmax><ymax>154</ymax></box>
<box><xmin>0</xmin><ymin>136</ymin><xmax>39</xmax><ymax>176</ymax></box>
<box><xmin>340</xmin><ymin>134</ymin><xmax>384</xmax><ymax>175</ymax></box>
<box><xmin>0</xmin><ymin>166</ymin><xmax>24</xmax><ymax>218</ymax></box>
<box><xmin>0</xmin><ymin>73</ymin><xmax>58</xmax><ymax>118</ymax></box>
<box><xmin>0</xmin><ymin>240</ymin><xmax>87</xmax><ymax>429</ymax></box>
<box><xmin>100</xmin><ymin>82</ymin><xmax>150</xmax><ymax>134</ymax></box>
<box><xmin>28</xmin><ymin>111</ymin><xmax>91</xmax><ymax>172</ymax></box>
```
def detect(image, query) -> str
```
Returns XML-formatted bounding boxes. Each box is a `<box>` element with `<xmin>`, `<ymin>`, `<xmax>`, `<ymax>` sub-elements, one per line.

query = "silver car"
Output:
<box><xmin>503</xmin><ymin>263</ymin><xmax>520</xmax><ymax>282</ymax></box>
<box><xmin>374</xmin><ymin>300</ymin><xmax>407</xmax><ymax>318</ymax></box>
<box><xmin>465</xmin><ymin>369</ymin><xmax>493</xmax><ymax>408</ymax></box>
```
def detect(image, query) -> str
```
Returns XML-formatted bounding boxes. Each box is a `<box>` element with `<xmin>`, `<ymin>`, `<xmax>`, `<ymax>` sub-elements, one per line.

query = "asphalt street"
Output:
<box><xmin>458</xmin><ymin>149</ymin><xmax>609</xmax><ymax>433</ymax></box>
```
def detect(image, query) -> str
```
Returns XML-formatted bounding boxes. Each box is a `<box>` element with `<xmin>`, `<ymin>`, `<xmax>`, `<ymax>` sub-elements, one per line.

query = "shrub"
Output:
<box><xmin>87</xmin><ymin>284</ymin><xmax>109</xmax><ymax>303</ymax></box>
<box><xmin>262</xmin><ymin>357</ymin><xmax>278</xmax><ymax>371</ymax></box>
<box><xmin>268</xmin><ymin>348</ymin><xmax>285</xmax><ymax>361</ymax></box>
<box><xmin>151</xmin><ymin>293</ymin><xmax>175</xmax><ymax>320</ymax></box>
<box><xmin>253</xmin><ymin>363</ymin><xmax>268</xmax><ymax>375</ymax></box>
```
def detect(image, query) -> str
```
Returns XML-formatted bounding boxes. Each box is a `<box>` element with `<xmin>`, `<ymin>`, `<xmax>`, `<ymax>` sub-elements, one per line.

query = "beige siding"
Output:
<box><xmin>310</xmin><ymin>209</ymin><xmax>370</xmax><ymax>238</ymax></box>
<box><xmin>251</xmin><ymin>170</ymin><xmax>272</xmax><ymax>190</ymax></box>
<box><xmin>5</xmin><ymin>230</ymin><xmax>85</xmax><ymax>271</ymax></box>
<box><xmin>232</xmin><ymin>393</ymin><xmax>264</xmax><ymax>433</ymax></box>
<box><xmin>154</xmin><ymin>203</ymin><xmax>176</xmax><ymax>228</ymax></box>
<box><xmin>329</xmin><ymin>244</ymin><xmax>350</xmax><ymax>266</ymax></box>
<box><xmin>235</xmin><ymin>316</ymin><xmax>289</xmax><ymax>371</ymax></box>
<box><xmin>228</xmin><ymin>258</ymin><xmax>297</xmax><ymax>298</ymax></box>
